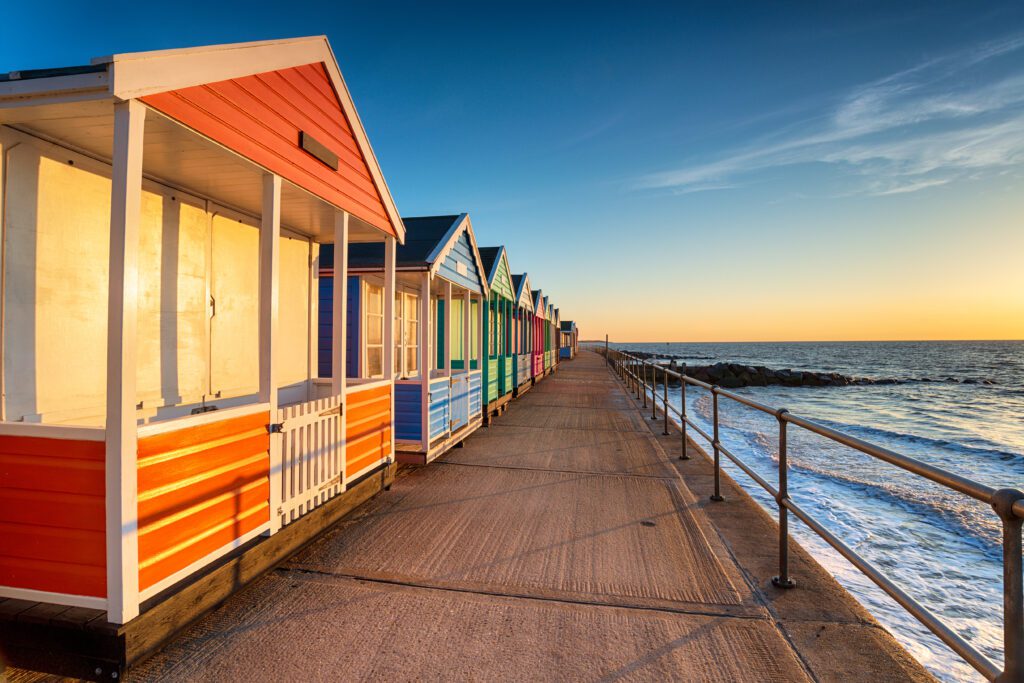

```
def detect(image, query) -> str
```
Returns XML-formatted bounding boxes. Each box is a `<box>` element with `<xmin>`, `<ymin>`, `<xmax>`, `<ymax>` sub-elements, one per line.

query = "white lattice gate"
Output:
<box><xmin>277</xmin><ymin>395</ymin><xmax>343</xmax><ymax>526</ymax></box>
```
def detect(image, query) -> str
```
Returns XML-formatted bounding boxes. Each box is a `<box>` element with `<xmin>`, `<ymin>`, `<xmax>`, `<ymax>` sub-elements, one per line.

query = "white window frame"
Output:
<box><xmin>362</xmin><ymin>280</ymin><xmax>384</xmax><ymax>379</ymax></box>
<box><xmin>394</xmin><ymin>288</ymin><xmax>420</xmax><ymax>379</ymax></box>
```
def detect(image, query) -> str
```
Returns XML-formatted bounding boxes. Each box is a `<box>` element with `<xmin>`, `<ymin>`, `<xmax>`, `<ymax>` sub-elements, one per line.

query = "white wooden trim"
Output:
<box><xmin>136</xmin><ymin>402</ymin><xmax>270</xmax><ymax>438</ymax></box>
<box><xmin>94</xmin><ymin>35</ymin><xmax>405</xmax><ymax>243</ymax></box>
<box><xmin>0</xmin><ymin>134</ymin><xmax>5</xmax><ymax>422</ymax></box>
<box><xmin>0</xmin><ymin>586</ymin><xmax>107</xmax><ymax>611</ymax></box>
<box><xmin>308</xmin><ymin>241</ymin><xmax>319</xmax><ymax>402</ymax></box>
<box><xmin>260</xmin><ymin>173</ymin><xmax>282</xmax><ymax>536</ymax></box>
<box><xmin>0</xmin><ymin>423</ymin><xmax>106</xmax><ymax>441</ymax></box>
<box><xmin>426</xmin><ymin>214</ymin><xmax>489</xmax><ymax>298</ymax></box>
<box><xmin>137</xmin><ymin>522</ymin><xmax>270</xmax><ymax>603</ymax></box>
<box><xmin>443</xmin><ymin>281</ymin><xmax>453</xmax><ymax>376</ymax></box>
<box><xmin>463</xmin><ymin>288</ymin><xmax>471</xmax><ymax>379</ymax></box>
<box><xmin>0</xmin><ymin>71</ymin><xmax>110</xmax><ymax>107</ymax></box>
<box><xmin>419</xmin><ymin>271</ymin><xmax>431</xmax><ymax>452</ymax></box>
<box><xmin>345</xmin><ymin>378</ymin><xmax>392</xmax><ymax>394</ymax></box>
<box><xmin>105</xmin><ymin>98</ymin><xmax>144</xmax><ymax>625</ymax></box>
<box><xmin>332</xmin><ymin>212</ymin><xmax>348</xmax><ymax>396</ymax></box>
<box><xmin>383</xmin><ymin>237</ymin><xmax>396</xmax><ymax>382</ymax></box>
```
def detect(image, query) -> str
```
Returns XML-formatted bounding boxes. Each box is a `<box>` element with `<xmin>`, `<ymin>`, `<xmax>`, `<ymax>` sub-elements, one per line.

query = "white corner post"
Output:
<box><xmin>463</xmin><ymin>288</ymin><xmax>471</xmax><ymax>376</ymax></box>
<box><xmin>105</xmin><ymin>99</ymin><xmax>145</xmax><ymax>624</ymax></box>
<box><xmin>383</xmin><ymin>236</ymin><xmax>396</xmax><ymax>461</ymax></box>
<box><xmin>308</xmin><ymin>241</ymin><xmax>319</xmax><ymax>402</ymax></box>
<box><xmin>332</xmin><ymin>212</ymin><xmax>349</xmax><ymax>395</ymax></box>
<box><xmin>477</xmin><ymin>293</ymin><xmax>484</xmax><ymax>369</ymax></box>
<box><xmin>420</xmin><ymin>272</ymin><xmax>431</xmax><ymax>452</ymax></box>
<box><xmin>260</xmin><ymin>173</ymin><xmax>281</xmax><ymax>535</ymax></box>
<box><xmin>333</xmin><ymin>211</ymin><xmax>349</xmax><ymax>485</ymax></box>
<box><xmin>0</xmin><ymin>135</ymin><xmax>5</xmax><ymax>422</ymax></box>
<box><xmin>443</xmin><ymin>280</ymin><xmax>453</xmax><ymax>376</ymax></box>
<box><xmin>383</xmin><ymin>237</ymin><xmax>396</xmax><ymax>381</ymax></box>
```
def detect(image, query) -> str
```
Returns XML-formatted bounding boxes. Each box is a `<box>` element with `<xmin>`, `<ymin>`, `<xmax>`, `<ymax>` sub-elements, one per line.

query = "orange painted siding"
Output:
<box><xmin>141</xmin><ymin>63</ymin><xmax>396</xmax><ymax>237</ymax></box>
<box><xmin>0</xmin><ymin>435</ymin><xmax>106</xmax><ymax>598</ymax></box>
<box><xmin>137</xmin><ymin>411</ymin><xmax>270</xmax><ymax>592</ymax></box>
<box><xmin>345</xmin><ymin>384</ymin><xmax>392</xmax><ymax>479</ymax></box>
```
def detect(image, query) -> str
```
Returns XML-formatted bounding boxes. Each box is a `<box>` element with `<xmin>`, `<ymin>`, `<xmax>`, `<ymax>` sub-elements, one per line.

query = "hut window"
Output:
<box><xmin>394</xmin><ymin>290</ymin><xmax>420</xmax><ymax>378</ymax></box>
<box><xmin>470</xmin><ymin>300</ymin><xmax>479</xmax><ymax>361</ymax></box>
<box><xmin>364</xmin><ymin>282</ymin><xmax>384</xmax><ymax>378</ymax></box>
<box><xmin>488</xmin><ymin>300</ymin><xmax>497</xmax><ymax>357</ymax></box>
<box><xmin>451</xmin><ymin>298</ymin><xmax>464</xmax><ymax>362</ymax></box>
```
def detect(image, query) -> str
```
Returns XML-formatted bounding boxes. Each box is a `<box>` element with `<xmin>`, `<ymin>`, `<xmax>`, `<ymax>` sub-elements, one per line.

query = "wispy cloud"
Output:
<box><xmin>634</xmin><ymin>33</ymin><xmax>1024</xmax><ymax>196</ymax></box>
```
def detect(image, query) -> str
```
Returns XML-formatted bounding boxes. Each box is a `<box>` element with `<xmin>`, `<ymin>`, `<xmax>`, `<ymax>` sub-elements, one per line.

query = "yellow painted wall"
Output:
<box><xmin>277</xmin><ymin>234</ymin><xmax>312</xmax><ymax>389</ymax></box>
<box><xmin>1</xmin><ymin>135</ymin><xmax>316</xmax><ymax>425</ymax></box>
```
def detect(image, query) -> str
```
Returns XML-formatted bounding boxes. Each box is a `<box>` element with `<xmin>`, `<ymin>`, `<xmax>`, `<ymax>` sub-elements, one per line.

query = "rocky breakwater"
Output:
<box><xmin>619</xmin><ymin>350</ymin><xmax>996</xmax><ymax>389</ymax></box>
<box><xmin>673</xmin><ymin>362</ymin><xmax>884</xmax><ymax>388</ymax></box>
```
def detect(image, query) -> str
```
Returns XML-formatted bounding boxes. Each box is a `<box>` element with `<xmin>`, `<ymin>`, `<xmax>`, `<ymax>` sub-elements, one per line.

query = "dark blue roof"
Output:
<box><xmin>478</xmin><ymin>247</ymin><xmax>502</xmax><ymax>280</ymax></box>
<box><xmin>560</xmin><ymin>321</ymin><xmax>575</xmax><ymax>332</ymax></box>
<box><xmin>320</xmin><ymin>215</ymin><xmax>461</xmax><ymax>271</ymax></box>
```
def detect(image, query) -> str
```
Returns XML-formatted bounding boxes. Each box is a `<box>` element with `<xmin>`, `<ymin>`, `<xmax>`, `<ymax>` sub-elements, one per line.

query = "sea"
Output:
<box><xmin>606</xmin><ymin>340</ymin><xmax>1024</xmax><ymax>682</ymax></box>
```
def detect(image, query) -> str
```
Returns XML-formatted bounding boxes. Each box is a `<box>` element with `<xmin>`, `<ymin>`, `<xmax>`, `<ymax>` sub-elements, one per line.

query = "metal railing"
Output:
<box><xmin>601</xmin><ymin>347</ymin><xmax>1023</xmax><ymax>682</ymax></box>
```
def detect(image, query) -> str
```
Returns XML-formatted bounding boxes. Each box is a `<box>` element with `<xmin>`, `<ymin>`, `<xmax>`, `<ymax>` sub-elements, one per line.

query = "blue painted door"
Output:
<box><xmin>450</xmin><ymin>373</ymin><xmax>469</xmax><ymax>431</ymax></box>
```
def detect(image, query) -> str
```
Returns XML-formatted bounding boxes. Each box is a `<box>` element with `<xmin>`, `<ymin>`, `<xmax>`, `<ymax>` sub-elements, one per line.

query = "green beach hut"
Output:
<box><xmin>479</xmin><ymin>246</ymin><xmax>516</xmax><ymax>419</ymax></box>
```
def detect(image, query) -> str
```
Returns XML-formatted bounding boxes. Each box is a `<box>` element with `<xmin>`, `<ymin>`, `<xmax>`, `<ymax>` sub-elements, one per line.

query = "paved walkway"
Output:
<box><xmin>123</xmin><ymin>352</ymin><xmax>931</xmax><ymax>682</ymax></box>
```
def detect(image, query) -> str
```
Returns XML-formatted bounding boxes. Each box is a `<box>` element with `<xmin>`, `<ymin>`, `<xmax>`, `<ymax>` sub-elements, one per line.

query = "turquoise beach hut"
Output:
<box><xmin>319</xmin><ymin>214</ymin><xmax>488</xmax><ymax>463</ymax></box>
<box><xmin>479</xmin><ymin>247</ymin><xmax>516</xmax><ymax>420</ymax></box>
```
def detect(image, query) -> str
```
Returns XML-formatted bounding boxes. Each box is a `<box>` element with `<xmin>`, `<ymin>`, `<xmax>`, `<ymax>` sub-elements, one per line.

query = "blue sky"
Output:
<box><xmin>2</xmin><ymin>1</ymin><xmax>1023</xmax><ymax>340</ymax></box>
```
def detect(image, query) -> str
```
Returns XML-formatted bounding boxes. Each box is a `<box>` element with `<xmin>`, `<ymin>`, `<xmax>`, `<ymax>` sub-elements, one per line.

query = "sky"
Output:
<box><xmin>2</xmin><ymin>1</ymin><xmax>1023</xmax><ymax>342</ymax></box>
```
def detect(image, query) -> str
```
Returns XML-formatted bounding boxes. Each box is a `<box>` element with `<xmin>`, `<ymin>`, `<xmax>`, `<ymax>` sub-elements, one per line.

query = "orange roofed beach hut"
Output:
<box><xmin>0</xmin><ymin>35</ymin><xmax>405</xmax><ymax>650</ymax></box>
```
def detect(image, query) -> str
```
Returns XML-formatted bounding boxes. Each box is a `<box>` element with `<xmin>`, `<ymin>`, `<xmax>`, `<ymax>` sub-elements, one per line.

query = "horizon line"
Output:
<box><xmin>585</xmin><ymin>338</ymin><xmax>1024</xmax><ymax>344</ymax></box>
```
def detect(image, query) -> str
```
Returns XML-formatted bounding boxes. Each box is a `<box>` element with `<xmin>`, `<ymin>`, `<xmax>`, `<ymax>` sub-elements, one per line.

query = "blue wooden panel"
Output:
<box><xmin>318</xmin><ymin>276</ymin><xmax>333</xmax><ymax>377</ymax></box>
<box><xmin>428</xmin><ymin>377</ymin><xmax>450</xmax><ymax>441</ymax></box>
<box><xmin>451</xmin><ymin>373</ymin><xmax>470</xmax><ymax>430</ymax></box>
<box><xmin>516</xmin><ymin>354</ymin><xmax>531</xmax><ymax>385</ymax></box>
<box><xmin>394</xmin><ymin>383</ymin><xmax>422</xmax><ymax>441</ymax></box>
<box><xmin>560</xmin><ymin>347</ymin><xmax>571</xmax><ymax>359</ymax></box>
<box><xmin>469</xmin><ymin>372</ymin><xmax>482</xmax><ymax>415</ymax></box>
<box><xmin>436</xmin><ymin>231</ymin><xmax>484</xmax><ymax>294</ymax></box>
<box><xmin>346</xmin><ymin>275</ymin><xmax>360</xmax><ymax>378</ymax></box>
<box><xmin>317</xmin><ymin>274</ymin><xmax>361</xmax><ymax>378</ymax></box>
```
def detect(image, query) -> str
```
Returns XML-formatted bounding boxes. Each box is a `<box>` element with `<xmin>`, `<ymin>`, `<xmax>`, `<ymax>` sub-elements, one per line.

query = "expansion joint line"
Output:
<box><xmin>278</xmin><ymin>565</ymin><xmax>768</xmax><ymax>622</ymax></box>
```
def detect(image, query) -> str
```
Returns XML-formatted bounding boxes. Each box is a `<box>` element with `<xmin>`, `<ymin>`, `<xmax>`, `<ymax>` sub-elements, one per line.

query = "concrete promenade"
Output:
<box><xmin>108</xmin><ymin>351</ymin><xmax>933</xmax><ymax>681</ymax></box>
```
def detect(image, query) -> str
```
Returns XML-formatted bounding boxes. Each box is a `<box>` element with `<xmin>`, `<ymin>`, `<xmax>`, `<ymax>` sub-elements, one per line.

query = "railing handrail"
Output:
<box><xmin>600</xmin><ymin>346</ymin><xmax>1023</xmax><ymax>682</ymax></box>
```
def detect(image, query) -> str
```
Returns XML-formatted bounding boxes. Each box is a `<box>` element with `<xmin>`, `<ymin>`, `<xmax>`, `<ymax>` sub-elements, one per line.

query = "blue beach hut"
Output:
<box><xmin>319</xmin><ymin>214</ymin><xmax>488</xmax><ymax>463</ymax></box>
<box><xmin>511</xmin><ymin>273</ymin><xmax>535</xmax><ymax>395</ymax></box>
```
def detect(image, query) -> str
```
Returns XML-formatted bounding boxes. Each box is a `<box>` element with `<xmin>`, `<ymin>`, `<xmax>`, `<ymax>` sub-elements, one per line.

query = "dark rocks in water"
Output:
<box><xmin>622</xmin><ymin>353</ymin><xmax>886</xmax><ymax>389</ymax></box>
<box><xmin>617</xmin><ymin>350</ymin><xmax>997</xmax><ymax>389</ymax></box>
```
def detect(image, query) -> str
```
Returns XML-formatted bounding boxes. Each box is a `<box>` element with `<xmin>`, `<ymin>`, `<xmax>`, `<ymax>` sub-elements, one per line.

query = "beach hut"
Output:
<box><xmin>478</xmin><ymin>247</ymin><xmax>516</xmax><ymax>418</ymax></box>
<box><xmin>551</xmin><ymin>306</ymin><xmax>561</xmax><ymax>372</ymax></box>
<box><xmin>318</xmin><ymin>215</ymin><xmax>487</xmax><ymax>464</ymax></box>
<box><xmin>511</xmin><ymin>274</ymin><xmax>535</xmax><ymax>395</ymax></box>
<box><xmin>542</xmin><ymin>296</ymin><xmax>555</xmax><ymax>374</ymax></box>
<box><xmin>0</xmin><ymin>36</ymin><xmax>404</xmax><ymax>642</ymax></box>
<box><xmin>560</xmin><ymin>321</ymin><xmax>578</xmax><ymax>359</ymax></box>
<box><xmin>531</xmin><ymin>290</ymin><xmax>546</xmax><ymax>381</ymax></box>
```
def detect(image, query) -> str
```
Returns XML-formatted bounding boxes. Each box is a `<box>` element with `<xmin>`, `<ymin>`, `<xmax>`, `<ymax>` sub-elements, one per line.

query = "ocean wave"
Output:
<box><xmin>682</xmin><ymin>408</ymin><xmax>1003</xmax><ymax>548</ymax></box>
<box><xmin>813</xmin><ymin>418</ymin><xmax>1024</xmax><ymax>461</ymax></box>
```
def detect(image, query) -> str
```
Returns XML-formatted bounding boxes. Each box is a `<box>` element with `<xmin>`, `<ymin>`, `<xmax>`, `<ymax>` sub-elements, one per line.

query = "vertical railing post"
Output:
<box><xmin>710</xmin><ymin>387</ymin><xmax>724</xmax><ymax>501</ymax></box>
<box><xmin>993</xmin><ymin>489</ymin><xmax>1024</xmax><ymax>683</ymax></box>
<box><xmin>662</xmin><ymin>370</ymin><xmax>669</xmax><ymax>435</ymax></box>
<box><xmin>773</xmin><ymin>410</ymin><xmax>796</xmax><ymax>588</ymax></box>
<box><xmin>642</xmin><ymin>361</ymin><xmax>648</xmax><ymax>408</ymax></box>
<box><xmin>651</xmin><ymin>364</ymin><xmax>658</xmax><ymax>421</ymax></box>
<box><xmin>680</xmin><ymin>375</ymin><xmax>690</xmax><ymax>460</ymax></box>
